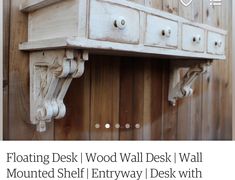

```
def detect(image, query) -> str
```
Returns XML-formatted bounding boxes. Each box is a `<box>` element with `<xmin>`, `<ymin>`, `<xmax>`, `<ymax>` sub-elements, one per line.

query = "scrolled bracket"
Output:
<box><xmin>168</xmin><ymin>60</ymin><xmax>212</xmax><ymax>106</ymax></box>
<box><xmin>30</xmin><ymin>49</ymin><xmax>89</xmax><ymax>132</ymax></box>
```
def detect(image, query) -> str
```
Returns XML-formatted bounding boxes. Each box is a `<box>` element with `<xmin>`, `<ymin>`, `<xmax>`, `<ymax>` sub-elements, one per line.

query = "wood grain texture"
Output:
<box><xmin>3</xmin><ymin>0</ymin><xmax>10</xmax><ymax>140</ymax></box>
<box><xmin>90</xmin><ymin>56</ymin><xmax>120</xmax><ymax>140</ymax></box>
<box><xmin>8</xmin><ymin>0</ymin><xmax>53</xmax><ymax>140</ymax></box>
<box><xmin>20</xmin><ymin>0</ymin><xmax>63</xmax><ymax>12</ymax></box>
<box><xmin>4</xmin><ymin>0</ymin><xmax>232</xmax><ymax>140</ymax></box>
<box><xmin>119</xmin><ymin>58</ymin><xmax>144</xmax><ymax>140</ymax></box>
<box><xmin>54</xmin><ymin>60</ymin><xmax>91</xmax><ymax>140</ymax></box>
<box><xmin>161</xmin><ymin>0</ymin><xmax>178</xmax><ymax>140</ymax></box>
<box><xmin>189</xmin><ymin>0</ymin><xmax>203</xmax><ymax>140</ymax></box>
<box><xmin>0</xmin><ymin>0</ymin><xmax>3</xmax><ymax>140</ymax></box>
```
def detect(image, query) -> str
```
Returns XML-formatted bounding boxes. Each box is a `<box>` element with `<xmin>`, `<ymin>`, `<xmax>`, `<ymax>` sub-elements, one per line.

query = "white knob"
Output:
<box><xmin>162</xmin><ymin>28</ymin><xmax>171</xmax><ymax>37</ymax></box>
<box><xmin>193</xmin><ymin>35</ymin><xmax>201</xmax><ymax>44</ymax></box>
<box><xmin>215</xmin><ymin>40</ymin><xmax>222</xmax><ymax>47</ymax></box>
<box><xmin>114</xmin><ymin>16</ymin><xmax>127</xmax><ymax>30</ymax></box>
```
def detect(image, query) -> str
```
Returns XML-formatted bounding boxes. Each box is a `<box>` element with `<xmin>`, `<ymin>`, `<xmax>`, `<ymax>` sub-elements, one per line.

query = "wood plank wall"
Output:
<box><xmin>0</xmin><ymin>0</ymin><xmax>3</xmax><ymax>140</ymax></box>
<box><xmin>3</xmin><ymin>0</ymin><xmax>232</xmax><ymax>140</ymax></box>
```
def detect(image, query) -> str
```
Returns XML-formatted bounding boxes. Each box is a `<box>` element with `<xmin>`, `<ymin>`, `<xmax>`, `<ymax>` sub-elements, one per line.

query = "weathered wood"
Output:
<box><xmin>4</xmin><ymin>0</ymin><xmax>232</xmax><ymax>140</ymax></box>
<box><xmin>163</xmin><ymin>0</ymin><xmax>178</xmax><ymax>15</ymax></box>
<box><xmin>145</xmin><ymin>0</ymin><xmax>162</xmax><ymax>9</ymax></box>
<box><xmin>90</xmin><ymin>56</ymin><xmax>120</xmax><ymax>140</ymax></box>
<box><xmin>190</xmin><ymin>0</ymin><xmax>203</xmax><ymax>140</ymax></box>
<box><xmin>142</xmin><ymin>1</ymin><xmax>163</xmax><ymax>140</ymax></box>
<box><xmin>29</xmin><ymin>50</ymin><xmax>88</xmax><ymax>132</ymax></box>
<box><xmin>202</xmin><ymin>0</ymin><xmax>216</xmax><ymax>140</ymax></box>
<box><xmin>0</xmin><ymin>0</ymin><xmax>3</xmax><ymax>140</ymax></box>
<box><xmin>3</xmin><ymin>0</ymin><xmax>11</xmax><ymax>140</ymax></box>
<box><xmin>20</xmin><ymin>0</ymin><xmax>226</xmax><ymax>61</ymax></box>
<box><xmin>219</xmin><ymin>0</ymin><xmax>232</xmax><ymax>140</ymax></box>
<box><xmin>8</xmin><ymin>0</ymin><xmax>54</xmax><ymax>140</ymax></box>
<box><xmin>161</xmin><ymin>0</ymin><xmax>178</xmax><ymax>140</ymax></box>
<box><xmin>119</xmin><ymin>59</ymin><xmax>144</xmax><ymax>140</ymax></box>
<box><xmin>20</xmin><ymin>0</ymin><xmax>63</xmax><ymax>12</ymax></box>
<box><xmin>177</xmin><ymin>1</ymin><xmax>194</xmax><ymax>140</ymax></box>
<box><xmin>162</xmin><ymin>60</ymin><xmax>177</xmax><ymax>140</ymax></box>
<box><xmin>233</xmin><ymin>0</ymin><xmax>235</xmax><ymax>140</ymax></box>
<box><xmin>55</xmin><ymin>61</ymin><xmax>91</xmax><ymax>140</ymax></box>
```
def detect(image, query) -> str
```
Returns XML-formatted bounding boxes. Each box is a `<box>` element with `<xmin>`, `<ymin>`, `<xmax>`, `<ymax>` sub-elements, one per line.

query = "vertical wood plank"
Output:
<box><xmin>145</xmin><ymin>0</ymin><xmax>162</xmax><ymax>9</ymax></box>
<box><xmin>142</xmin><ymin>1</ymin><xmax>163</xmax><ymax>140</ymax></box>
<box><xmin>119</xmin><ymin>58</ymin><xmax>144</xmax><ymax>140</ymax></box>
<box><xmin>218</xmin><ymin>0</ymin><xmax>232</xmax><ymax>139</ymax></box>
<box><xmin>161</xmin><ymin>0</ymin><xmax>178</xmax><ymax>140</ymax></box>
<box><xmin>233</xmin><ymin>0</ymin><xmax>235</xmax><ymax>140</ymax></box>
<box><xmin>0</xmin><ymin>0</ymin><xmax>3</xmax><ymax>140</ymax></box>
<box><xmin>90</xmin><ymin>56</ymin><xmax>120</xmax><ymax>140</ymax></box>
<box><xmin>177</xmin><ymin>1</ymin><xmax>195</xmax><ymax>140</ymax></box>
<box><xmin>163</xmin><ymin>0</ymin><xmax>178</xmax><ymax>15</ymax></box>
<box><xmin>55</xmin><ymin>61</ymin><xmax>91</xmax><ymax>140</ymax></box>
<box><xmin>8</xmin><ymin>0</ymin><xmax>54</xmax><ymax>140</ymax></box>
<box><xmin>3</xmin><ymin>0</ymin><xmax>11</xmax><ymax>140</ymax></box>
<box><xmin>202</xmin><ymin>0</ymin><xmax>219</xmax><ymax>140</ymax></box>
<box><xmin>128</xmin><ymin>0</ymin><xmax>145</xmax><ymax>5</ymax></box>
<box><xmin>190</xmin><ymin>0</ymin><xmax>203</xmax><ymax>140</ymax></box>
<box><xmin>143</xmin><ymin>61</ymin><xmax>152</xmax><ymax>139</ymax></box>
<box><xmin>150</xmin><ymin>60</ymin><xmax>163</xmax><ymax>140</ymax></box>
<box><xmin>162</xmin><ymin>61</ymin><xmax>177</xmax><ymax>140</ymax></box>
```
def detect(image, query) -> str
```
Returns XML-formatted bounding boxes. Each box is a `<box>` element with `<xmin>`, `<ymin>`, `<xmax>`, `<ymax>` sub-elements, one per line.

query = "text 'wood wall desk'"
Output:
<box><xmin>19</xmin><ymin>0</ymin><xmax>226</xmax><ymax>132</ymax></box>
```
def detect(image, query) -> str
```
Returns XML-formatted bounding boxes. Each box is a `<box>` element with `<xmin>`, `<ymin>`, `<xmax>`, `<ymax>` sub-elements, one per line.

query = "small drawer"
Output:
<box><xmin>89</xmin><ymin>0</ymin><xmax>140</xmax><ymax>44</ymax></box>
<box><xmin>182</xmin><ymin>24</ymin><xmax>205</xmax><ymax>52</ymax></box>
<box><xmin>207</xmin><ymin>31</ymin><xmax>225</xmax><ymax>55</ymax></box>
<box><xmin>145</xmin><ymin>15</ymin><xmax>178</xmax><ymax>48</ymax></box>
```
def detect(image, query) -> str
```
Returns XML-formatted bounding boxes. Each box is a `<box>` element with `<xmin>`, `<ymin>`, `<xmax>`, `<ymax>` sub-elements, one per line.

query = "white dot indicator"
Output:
<box><xmin>105</xmin><ymin>123</ymin><xmax>111</xmax><ymax>129</ymax></box>
<box><xmin>115</xmin><ymin>124</ymin><xmax>120</xmax><ymax>129</ymax></box>
<box><xmin>135</xmin><ymin>124</ymin><xmax>141</xmax><ymax>129</ymax></box>
<box><xmin>95</xmin><ymin>123</ymin><xmax>100</xmax><ymax>129</ymax></box>
<box><xmin>125</xmin><ymin>123</ymin><xmax>131</xmax><ymax>129</ymax></box>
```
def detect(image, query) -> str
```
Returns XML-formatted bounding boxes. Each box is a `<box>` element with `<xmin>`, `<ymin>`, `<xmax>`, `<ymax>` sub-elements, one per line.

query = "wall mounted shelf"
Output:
<box><xmin>20</xmin><ymin>0</ymin><xmax>226</xmax><ymax>132</ymax></box>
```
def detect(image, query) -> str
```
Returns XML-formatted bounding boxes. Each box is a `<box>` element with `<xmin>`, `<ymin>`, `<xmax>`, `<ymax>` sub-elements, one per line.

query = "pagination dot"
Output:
<box><xmin>105</xmin><ymin>123</ymin><xmax>111</xmax><ymax>129</ymax></box>
<box><xmin>95</xmin><ymin>123</ymin><xmax>100</xmax><ymax>129</ymax></box>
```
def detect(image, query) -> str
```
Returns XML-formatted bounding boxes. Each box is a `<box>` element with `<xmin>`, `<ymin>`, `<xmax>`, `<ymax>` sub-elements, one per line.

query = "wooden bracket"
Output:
<box><xmin>168</xmin><ymin>60</ymin><xmax>212</xmax><ymax>106</ymax></box>
<box><xmin>30</xmin><ymin>49</ymin><xmax>88</xmax><ymax>132</ymax></box>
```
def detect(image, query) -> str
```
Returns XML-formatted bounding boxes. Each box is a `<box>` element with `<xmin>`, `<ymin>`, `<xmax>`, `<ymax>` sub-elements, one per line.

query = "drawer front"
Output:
<box><xmin>89</xmin><ymin>0</ymin><xmax>140</xmax><ymax>44</ymax></box>
<box><xmin>145</xmin><ymin>15</ymin><xmax>178</xmax><ymax>48</ymax></box>
<box><xmin>207</xmin><ymin>31</ymin><xmax>225</xmax><ymax>55</ymax></box>
<box><xmin>182</xmin><ymin>24</ymin><xmax>205</xmax><ymax>52</ymax></box>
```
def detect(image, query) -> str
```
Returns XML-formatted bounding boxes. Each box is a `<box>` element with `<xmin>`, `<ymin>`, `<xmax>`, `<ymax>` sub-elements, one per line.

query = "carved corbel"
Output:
<box><xmin>30</xmin><ymin>50</ymin><xmax>88</xmax><ymax>132</ymax></box>
<box><xmin>168</xmin><ymin>60</ymin><xmax>212</xmax><ymax>106</ymax></box>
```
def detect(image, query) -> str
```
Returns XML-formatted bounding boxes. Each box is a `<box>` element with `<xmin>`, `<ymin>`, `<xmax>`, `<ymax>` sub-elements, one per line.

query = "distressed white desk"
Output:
<box><xmin>20</xmin><ymin>0</ymin><xmax>226</xmax><ymax>132</ymax></box>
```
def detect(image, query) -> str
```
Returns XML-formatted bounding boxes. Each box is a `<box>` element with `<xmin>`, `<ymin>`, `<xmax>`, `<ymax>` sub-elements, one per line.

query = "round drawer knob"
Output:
<box><xmin>193</xmin><ymin>35</ymin><xmax>201</xmax><ymax>44</ymax></box>
<box><xmin>114</xmin><ymin>16</ymin><xmax>127</xmax><ymax>30</ymax></box>
<box><xmin>215</xmin><ymin>41</ymin><xmax>222</xmax><ymax>47</ymax></box>
<box><xmin>161</xmin><ymin>28</ymin><xmax>171</xmax><ymax>37</ymax></box>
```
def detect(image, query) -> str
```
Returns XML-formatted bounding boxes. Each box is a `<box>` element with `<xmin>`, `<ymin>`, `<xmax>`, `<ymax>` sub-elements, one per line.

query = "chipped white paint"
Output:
<box><xmin>168</xmin><ymin>61</ymin><xmax>212</xmax><ymax>106</ymax></box>
<box><xmin>19</xmin><ymin>0</ymin><xmax>227</xmax><ymax>132</ymax></box>
<box><xmin>30</xmin><ymin>50</ymin><xmax>88</xmax><ymax>132</ymax></box>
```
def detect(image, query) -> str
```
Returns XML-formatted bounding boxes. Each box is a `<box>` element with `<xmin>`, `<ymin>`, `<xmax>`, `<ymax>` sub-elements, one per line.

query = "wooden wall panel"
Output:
<box><xmin>3</xmin><ymin>0</ymin><xmax>10</xmax><ymax>140</ymax></box>
<box><xmin>190</xmin><ymin>0</ymin><xmax>203</xmax><ymax>140</ymax></box>
<box><xmin>161</xmin><ymin>1</ymin><xmax>178</xmax><ymax>140</ymax></box>
<box><xmin>90</xmin><ymin>56</ymin><xmax>120</xmax><ymax>140</ymax></box>
<box><xmin>0</xmin><ymin>0</ymin><xmax>3</xmax><ymax>140</ymax></box>
<box><xmin>8</xmin><ymin>0</ymin><xmax>53</xmax><ymax>140</ymax></box>
<box><xmin>4</xmin><ymin>0</ymin><xmax>233</xmax><ymax>140</ymax></box>
<box><xmin>219</xmin><ymin>0</ymin><xmax>232</xmax><ymax>139</ymax></box>
<box><xmin>55</xmin><ymin>62</ymin><xmax>91</xmax><ymax>140</ymax></box>
<box><xmin>119</xmin><ymin>58</ymin><xmax>145</xmax><ymax>140</ymax></box>
<box><xmin>177</xmin><ymin>2</ymin><xmax>194</xmax><ymax>140</ymax></box>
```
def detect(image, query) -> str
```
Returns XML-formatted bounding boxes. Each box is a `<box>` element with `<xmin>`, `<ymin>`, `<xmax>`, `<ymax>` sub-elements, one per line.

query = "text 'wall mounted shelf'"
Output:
<box><xmin>19</xmin><ymin>0</ymin><xmax>227</xmax><ymax>132</ymax></box>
